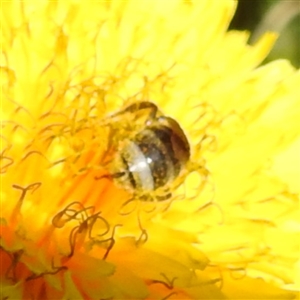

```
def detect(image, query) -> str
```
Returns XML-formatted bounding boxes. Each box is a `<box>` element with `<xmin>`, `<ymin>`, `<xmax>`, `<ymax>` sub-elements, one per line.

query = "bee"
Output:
<box><xmin>101</xmin><ymin>101</ymin><xmax>190</xmax><ymax>202</ymax></box>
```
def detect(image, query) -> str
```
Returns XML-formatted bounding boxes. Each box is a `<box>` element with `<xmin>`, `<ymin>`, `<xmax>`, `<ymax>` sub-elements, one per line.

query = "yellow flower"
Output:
<box><xmin>1</xmin><ymin>0</ymin><xmax>299</xmax><ymax>299</ymax></box>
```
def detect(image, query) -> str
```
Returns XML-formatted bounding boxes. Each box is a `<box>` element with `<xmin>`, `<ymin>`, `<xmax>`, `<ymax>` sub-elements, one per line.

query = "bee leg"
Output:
<box><xmin>94</xmin><ymin>172</ymin><xmax>126</xmax><ymax>181</ymax></box>
<box><xmin>110</xmin><ymin>172</ymin><xmax>126</xmax><ymax>179</ymax></box>
<box><xmin>113</xmin><ymin>101</ymin><xmax>159</xmax><ymax>120</ymax></box>
<box><xmin>156</xmin><ymin>192</ymin><xmax>172</xmax><ymax>201</ymax></box>
<box><xmin>157</xmin><ymin>192</ymin><xmax>174</xmax><ymax>213</ymax></box>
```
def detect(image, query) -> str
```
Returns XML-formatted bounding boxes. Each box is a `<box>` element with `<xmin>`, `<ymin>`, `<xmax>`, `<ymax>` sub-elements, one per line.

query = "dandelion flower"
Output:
<box><xmin>1</xmin><ymin>0</ymin><xmax>299</xmax><ymax>299</ymax></box>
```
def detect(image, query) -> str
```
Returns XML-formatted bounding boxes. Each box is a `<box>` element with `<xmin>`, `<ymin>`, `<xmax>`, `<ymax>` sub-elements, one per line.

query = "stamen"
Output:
<box><xmin>229</xmin><ymin>266</ymin><xmax>247</xmax><ymax>280</ymax></box>
<box><xmin>118</xmin><ymin>197</ymin><xmax>138</xmax><ymax>215</ymax></box>
<box><xmin>68</xmin><ymin>226</ymin><xmax>80</xmax><ymax>258</ymax></box>
<box><xmin>20</xmin><ymin>150</ymin><xmax>49</xmax><ymax>164</ymax></box>
<box><xmin>4</xmin><ymin>249</ymin><xmax>24</xmax><ymax>283</ymax></box>
<box><xmin>196</xmin><ymin>201</ymin><xmax>224</xmax><ymax>225</ymax></box>
<box><xmin>52</xmin><ymin>201</ymin><xmax>93</xmax><ymax>228</ymax></box>
<box><xmin>87</xmin><ymin>212</ymin><xmax>110</xmax><ymax>239</ymax></box>
<box><xmin>98</xmin><ymin>224</ymin><xmax>122</xmax><ymax>260</ymax></box>
<box><xmin>0</xmin><ymin>156</ymin><xmax>14</xmax><ymax>173</ymax></box>
<box><xmin>161</xmin><ymin>292</ymin><xmax>178</xmax><ymax>300</ymax></box>
<box><xmin>136</xmin><ymin>214</ymin><xmax>148</xmax><ymax>246</ymax></box>
<box><xmin>207</xmin><ymin>264</ymin><xmax>224</xmax><ymax>290</ymax></box>
<box><xmin>11</xmin><ymin>183</ymin><xmax>41</xmax><ymax>218</ymax></box>
<box><xmin>151</xmin><ymin>273</ymin><xmax>178</xmax><ymax>290</ymax></box>
<box><xmin>26</xmin><ymin>265</ymin><xmax>67</xmax><ymax>282</ymax></box>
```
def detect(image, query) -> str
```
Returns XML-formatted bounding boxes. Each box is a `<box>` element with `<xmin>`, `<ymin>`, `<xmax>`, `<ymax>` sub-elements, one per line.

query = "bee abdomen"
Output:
<box><xmin>108</xmin><ymin>101</ymin><xmax>190</xmax><ymax>199</ymax></box>
<box><xmin>120</xmin><ymin>128</ymin><xmax>177</xmax><ymax>191</ymax></box>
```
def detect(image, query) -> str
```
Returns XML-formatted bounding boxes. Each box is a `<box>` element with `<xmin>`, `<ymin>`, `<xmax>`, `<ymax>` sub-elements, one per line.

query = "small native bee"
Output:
<box><xmin>102</xmin><ymin>101</ymin><xmax>190</xmax><ymax>202</ymax></box>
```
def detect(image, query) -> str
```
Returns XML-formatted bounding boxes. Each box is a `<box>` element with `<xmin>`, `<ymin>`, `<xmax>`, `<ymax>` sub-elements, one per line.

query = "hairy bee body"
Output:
<box><xmin>106</xmin><ymin>101</ymin><xmax>190</xmax><ymax>201</ymax></box>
